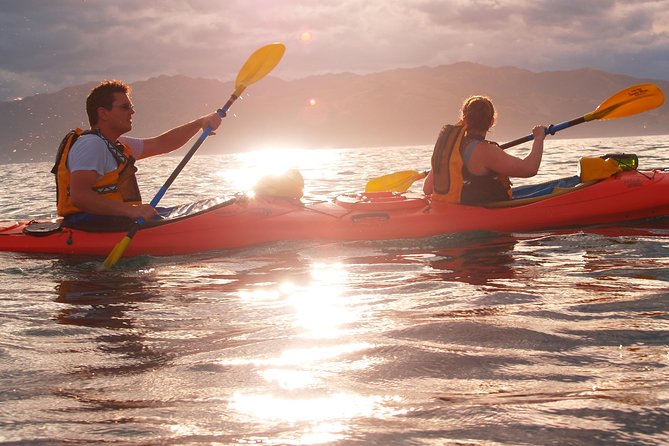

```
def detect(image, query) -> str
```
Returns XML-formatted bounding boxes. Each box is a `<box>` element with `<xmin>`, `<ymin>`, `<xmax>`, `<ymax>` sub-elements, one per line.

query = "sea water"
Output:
<box><xmin>1</xmin><ymin>136</ymin><xmax>668</xmax><ymax>445</ymax></box>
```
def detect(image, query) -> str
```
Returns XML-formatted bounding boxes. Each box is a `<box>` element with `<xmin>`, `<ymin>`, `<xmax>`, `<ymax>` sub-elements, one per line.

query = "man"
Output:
<box><xmin>53</xmin><ymin>80</ymin><xmax>222</xmax><ymax>228</ymax></box>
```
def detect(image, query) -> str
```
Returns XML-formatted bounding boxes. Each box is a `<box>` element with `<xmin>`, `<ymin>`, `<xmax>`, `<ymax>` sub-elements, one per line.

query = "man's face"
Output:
<box><xmin>103</xmin><ymin>92</ymin><xmax>135</xmax><ymax>134</ymax></box>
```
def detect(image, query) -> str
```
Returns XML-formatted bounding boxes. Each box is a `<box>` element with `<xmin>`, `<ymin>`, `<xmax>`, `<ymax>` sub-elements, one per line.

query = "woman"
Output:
<box><xmin>423</xmin><ymin>95</ymin><xmax>546</xmax><ymax>205</ymax></box>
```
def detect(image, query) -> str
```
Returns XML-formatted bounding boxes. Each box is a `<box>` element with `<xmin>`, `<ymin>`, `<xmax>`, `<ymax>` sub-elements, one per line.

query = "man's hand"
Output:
<box><xmin>199</xmin><ymin>111</ymin><xmax>223</xmax><ymax>135</ymax></box>
<box><xmin>125</xmin><ymin>203</ymin><xmax>159</xmax><ymax>221</ymax></box>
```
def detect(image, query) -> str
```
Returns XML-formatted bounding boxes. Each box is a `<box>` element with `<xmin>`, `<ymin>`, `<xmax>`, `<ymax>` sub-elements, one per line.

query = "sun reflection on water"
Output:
<box><xmin>230</xmin><ymin>393</ymin><xmax>405</xmax><ymax>445</ymax></box>
<box><xmin>291</xmin><ymin>262</ymin><xmax>361</xmax><ymax>339</ymax></box>
<box><xmin>222</xmin><ymin>342</ymin><xmax>373</xmax><ymax>369</ymax></box>
<box><xmin>226</xmin><ymin>261</ymin><xmax>401</xmax><ymax>443</ymax></box>
<box><xmin>230</xmin><ymin>392</ymin><xmax>403</xmax><ymax>423</ymax></box>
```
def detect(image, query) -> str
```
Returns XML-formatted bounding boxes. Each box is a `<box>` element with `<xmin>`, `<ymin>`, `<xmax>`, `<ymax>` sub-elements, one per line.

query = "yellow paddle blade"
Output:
<box><xmin>233</xmin><ymin>43</ymin><xmax>286</xmax><ymax>97</ymax></box>
<box><xmin>101</xmin><ymin>236</ymin><xmax>132</xmax><ymax>270</ymax></box>
<box><xmin>365</xmin><ymin>170</ymin><xmax>427</xmax><ymax>193</ymax></box>
<box><xmin>586</xmin><ymin>83</ymin><xmax>665</xmax><ymax>121</ymax></box>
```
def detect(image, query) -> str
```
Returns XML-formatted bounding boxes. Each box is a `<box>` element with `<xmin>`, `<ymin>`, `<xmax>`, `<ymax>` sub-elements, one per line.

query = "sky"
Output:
<box><xmin>0</xmin><ymin>0</ymin><xmax>668</xmax><ymax>102</ymax></box>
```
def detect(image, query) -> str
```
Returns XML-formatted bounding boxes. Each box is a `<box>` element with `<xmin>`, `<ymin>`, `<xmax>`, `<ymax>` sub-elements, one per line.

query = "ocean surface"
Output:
<box><xmin>1</xmin><ymin>135</ymin><xmax>669</xmax><ymax>445</ymax></box>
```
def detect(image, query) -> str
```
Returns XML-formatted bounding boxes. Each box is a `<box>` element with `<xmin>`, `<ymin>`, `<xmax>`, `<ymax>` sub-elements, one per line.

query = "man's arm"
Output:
<box><xmin>69</xmin><ymin>170</ymin><xmax>158</xmax><ymax>220</ymax></box>
<box><xmin>138</xmin><ymin>112</ymin><xmax>222</xmax><ymax>159</ymax></box>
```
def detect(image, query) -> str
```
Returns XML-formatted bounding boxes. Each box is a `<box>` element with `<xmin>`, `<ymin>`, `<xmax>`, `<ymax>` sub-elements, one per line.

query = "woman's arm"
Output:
<box><xmin>469</xmin><ymin>126</ymin><xmax>546</xmax><ymax>178</ymax></box>
<box><xmin>423</xmin><ymin>170</ymin><xmax>434</xmax><ymax>195</ymax></box>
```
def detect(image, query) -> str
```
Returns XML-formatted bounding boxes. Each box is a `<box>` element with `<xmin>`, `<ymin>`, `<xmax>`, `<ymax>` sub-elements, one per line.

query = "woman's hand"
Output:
<box><xmin>532</xmin><ymin>125</ymin><xmax>547</xmax><ymax>142</ymax></box>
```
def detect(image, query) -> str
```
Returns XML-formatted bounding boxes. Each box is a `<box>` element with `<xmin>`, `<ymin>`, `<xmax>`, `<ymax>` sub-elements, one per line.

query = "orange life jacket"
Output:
<box><xmin>430</xmin><ymin>123</ymin><xmax>511</xmax><ymax>204</ymax></box>
<box><xmin>51</xmin><ymin>128</ymin><xmax>142</xmax><ymax>216</ymax></box>
<box><xmin>431</xmin><ymin>124</ymin><xmax>468</xmax><ymax>202</ymax></box>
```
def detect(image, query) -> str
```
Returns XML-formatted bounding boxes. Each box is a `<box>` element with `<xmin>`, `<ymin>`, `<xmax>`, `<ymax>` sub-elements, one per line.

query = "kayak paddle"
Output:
<box><xmin>500</xmin><ymin>83</ymin><xmax>664</xmax><ymax>149</ymax></box>
<box><xmin>364</xmin><ymin>83</ymin><xmax>665</xmax><ymax>193</ymax></box>
<box><xmin>101</xmin><ymin>43</ymin><xmax>286</xmax><ymax>269</ymax></box>
<box><xmin>365</xmin><ymin>169</ymin><xmax>428</xmax><ymax>193</ymax></box>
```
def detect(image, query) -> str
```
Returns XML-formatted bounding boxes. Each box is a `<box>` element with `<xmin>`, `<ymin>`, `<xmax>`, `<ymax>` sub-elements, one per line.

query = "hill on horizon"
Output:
<box><xmin>0</xmin><ymin>62</ymin><xmax>667</xmax><ymax>164</ymax></box>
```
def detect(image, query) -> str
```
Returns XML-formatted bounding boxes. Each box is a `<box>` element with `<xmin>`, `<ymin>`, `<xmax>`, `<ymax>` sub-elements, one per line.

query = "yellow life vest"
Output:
<box><xmin>51</xmin><ymin>128</ymin><xmax>142</xmax><ymax>217</ymax></box>
<box><xmin>430</xmin><ymin>123</ymin><xmax>511</xmax><ymax>205</ymax></box>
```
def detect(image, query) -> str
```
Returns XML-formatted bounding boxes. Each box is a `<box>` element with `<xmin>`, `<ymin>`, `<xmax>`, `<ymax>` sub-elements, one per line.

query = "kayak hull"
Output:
<box><xmin>1</xmin><ymin>169</ymin><xmax>669</xmax><ymax>257</ymax></box>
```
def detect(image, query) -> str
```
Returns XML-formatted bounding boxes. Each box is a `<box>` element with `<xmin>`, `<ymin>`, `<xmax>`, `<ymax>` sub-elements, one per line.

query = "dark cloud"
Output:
<box><xmin>0</xmin><ymin>0</ymin><xmax>245</xmax><ymax>99</ymax></box>
<box><xmin>0</xmin><ymin>0</ymin><xmax>667</xmax><ymax>102</ymax></box>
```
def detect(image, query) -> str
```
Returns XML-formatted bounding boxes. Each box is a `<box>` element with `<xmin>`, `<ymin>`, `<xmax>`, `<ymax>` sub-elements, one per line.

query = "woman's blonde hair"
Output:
<box><xmin>460</xmin><ymin>95</ymin><xmax>495</xmax><ymax>134</ymax></box>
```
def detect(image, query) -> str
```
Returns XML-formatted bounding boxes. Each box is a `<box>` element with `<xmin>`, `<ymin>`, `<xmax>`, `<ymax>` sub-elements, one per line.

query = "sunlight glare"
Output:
<box><xmin>230</xmin><ymin>391</ymin><xmax>403</xmax><ymax>423</ymax></box>
<box><xmin>238</xmin><ymin>287</ymin><xmax>282</xmax><ymax>302</ymax></box>
<box><xmin>230</xmin><ymin>392</ymin><xmax>406</xmax><ymax>444</ymax></box>
<box><xmin>261</xmin><ymin>368</ymin><xmax>319</xmax><ymax>390</ymax></box>
<box><xmin>289</xmin><ymin>262</ymin><xmax>359</xmax><ymax>339</ymax></box>
<box><xmin>218</xmin><ymin>148</ymin><xmax>341</xmax><ymax>192</ymax></box>
<box><xmin>220</xmin><ymin>342</ymin><xmax>372</xmax><ymax>368</ymax></box>
<box><xmin>299</xmin><ymin>31</ymin><xmax>312</xmax><ymax>42</ymax></box>
<box><xmin>222</xmin><ymin>258</ymin><xmax>404</xmax><ymax>443</ymax></box>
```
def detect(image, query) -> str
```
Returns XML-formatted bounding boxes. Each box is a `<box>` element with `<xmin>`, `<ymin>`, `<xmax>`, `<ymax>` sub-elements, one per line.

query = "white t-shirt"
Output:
<box><xmin>67</xmin><ymin>134</ymin><xmax>144</xmax><ymax>175</ymax></box>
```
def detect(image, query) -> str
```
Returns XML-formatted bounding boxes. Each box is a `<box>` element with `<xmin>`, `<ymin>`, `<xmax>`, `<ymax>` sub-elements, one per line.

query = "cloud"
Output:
<box><xmin>414</xmin><ymin>0</ymin><xmax>669</xmax><ymax>78</ymax></box>
<box><xmin>0</xmin><ymin>0</ymin><xmax>667</xmax><ymax>102</ymax></box>
<box><xmin>0</xmin><ymin>1</ymin><xmax>244</xmax><ymax>98</ymax></box>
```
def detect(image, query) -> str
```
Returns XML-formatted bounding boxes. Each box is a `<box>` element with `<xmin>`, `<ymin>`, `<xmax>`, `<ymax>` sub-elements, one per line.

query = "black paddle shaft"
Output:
<box><xmin>500</xmin><ymin>116</ymin><xmax>587</xmax><ymax>150</ymax></box>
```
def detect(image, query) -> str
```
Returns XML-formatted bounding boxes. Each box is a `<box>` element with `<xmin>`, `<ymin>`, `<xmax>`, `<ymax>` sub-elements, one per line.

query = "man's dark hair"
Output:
<box><xmin>86</xmin><ymin>80</ymin><xmax>131</xmax><ymax>126</ymax></box>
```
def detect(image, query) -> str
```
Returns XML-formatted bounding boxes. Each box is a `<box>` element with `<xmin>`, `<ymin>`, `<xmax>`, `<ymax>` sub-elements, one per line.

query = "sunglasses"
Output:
<box><xmin>111</xmin><ymin>103</ymin><xmax>134</xmax><ymax>111</ymax></box>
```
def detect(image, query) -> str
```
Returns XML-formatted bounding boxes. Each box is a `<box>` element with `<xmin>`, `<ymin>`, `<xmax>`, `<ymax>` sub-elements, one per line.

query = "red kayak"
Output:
<box><xmin>1</xmin><ymin>169</ymin><xmax>669</xmax><ymax>257</ymax></box>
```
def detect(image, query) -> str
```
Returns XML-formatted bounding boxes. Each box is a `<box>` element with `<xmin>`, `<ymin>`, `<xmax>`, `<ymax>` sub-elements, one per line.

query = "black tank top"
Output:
<box><xmin>460</xmin><ymin>138</ymin><xmax>511</xmax><ymax>205</ymax></box>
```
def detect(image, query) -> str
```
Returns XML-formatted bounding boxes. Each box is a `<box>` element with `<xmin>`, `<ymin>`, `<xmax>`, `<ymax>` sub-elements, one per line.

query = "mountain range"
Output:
<box><xmin>1</xmin><ymin>63</ymin><xmax>667</xmax><ymax>164</ymax></box>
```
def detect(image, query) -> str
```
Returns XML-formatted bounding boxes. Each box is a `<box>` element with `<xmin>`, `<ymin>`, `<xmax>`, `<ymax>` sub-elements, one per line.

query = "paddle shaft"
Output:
<box><xmin>123</xmin><ymin>94</ymin><xmax>241</xmax><ymax>241</ymax></box>
<box><xmin>150</xmin><ymin>95</ymin><xmax>238</xmax><ymax>207</ymax></box>
<box><xmin>500</xmin><ymin>116</ymin><xmax>585</xmax><ymax>150</ymax></box>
